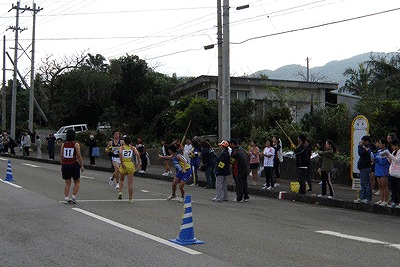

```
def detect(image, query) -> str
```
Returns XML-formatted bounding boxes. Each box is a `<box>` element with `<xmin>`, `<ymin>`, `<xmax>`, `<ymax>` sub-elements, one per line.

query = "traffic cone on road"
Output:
<box><xmin>5</xmin><ymin>160</ymin><xmax>15</xmax><ymax>182</ymax></box>
<box><xmin>170</xmin><ymin>195</ymin><xmax>204</xmax><ymax>246</ymax></box>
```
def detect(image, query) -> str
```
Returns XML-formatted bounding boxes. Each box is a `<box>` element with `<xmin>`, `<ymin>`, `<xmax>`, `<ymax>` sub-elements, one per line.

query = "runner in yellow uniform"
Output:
<box><xmin>118</xmin><ymin>135</ymin><xmax>141</xmax><ymax>203</ymax></box>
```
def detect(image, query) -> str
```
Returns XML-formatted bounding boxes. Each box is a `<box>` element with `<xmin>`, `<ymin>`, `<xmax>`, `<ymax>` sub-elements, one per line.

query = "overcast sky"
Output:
<box><xmin>0</xmin><ymin>0</ymin><xmax>399</xmax><ymax>81</ymax></box>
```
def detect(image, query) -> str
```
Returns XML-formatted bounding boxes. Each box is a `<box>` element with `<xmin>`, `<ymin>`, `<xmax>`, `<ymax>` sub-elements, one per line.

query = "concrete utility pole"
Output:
<box><xmin>221</xmin><ymin>0</ymin><xmax>231</xmax><ymax>142</ymax></box>
<box><xmin>9</xmin><ymin>1</ymin><xmax>26</xmax><ymax>140</ymax></box>
<box><xmin>2</xmin><ymin>36</ymin><xmax>6</xmax><ymax>131</ymax></box>
<box><xmin>306</xmin><ymin>57</ymin><xmax>310</xmax><ymax>82</ymax></box>
<box><xmin>7</xmin><ymin>1</ymin><xmax>42</xmax><ymax>139</ymax></box>
<box><xmin>29</xmin><ymin>3</ymin><xmax>42</xmax><ymax>132</ymax></box>
<box><xmin>217</xmin><ymin>0</ymin><xmax>223</xmax><ymax>141</ymax></box>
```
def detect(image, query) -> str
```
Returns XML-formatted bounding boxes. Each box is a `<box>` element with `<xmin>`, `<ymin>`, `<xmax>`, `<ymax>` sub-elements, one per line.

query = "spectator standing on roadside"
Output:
<box><xmin>354</xmin><ymin>135</ymin><xmax>373</xmax><ymax>204</ymax></box>
<box><xmin>21</xmin><ymin>131</ymin><xmax>31</xmax><ymax>157</ymax></box>
<box><xmin>160</xmin><ymin>139</ymin><xmax>172</xmax><ymax>176</ymax></box>
<box><xmin>201</xmin><ymin>140</ymin><xmax>216</xmax><ymax>189</ymax></box>
<box><xmin>36</xmin><ymin>135</ymin><xmax>42</xmax><ymax>158</ymax></box>
<box><xmin>213</xmin><ymin>140</ymin><xmax>231</xmax><ymax>202</ymax></box>
<box><xmin>46</xmin><ymin>133</ymin><xmax>56</xmax><ymax>160</ymax></box>
<box><xmin>86</xmin><ymin>135</ymin><xmax>98</xmax><ymax>166</ymax></box>
<box><xmin>230</xmin><ymin>139</ymin><xmax>250</xmax><ymax>202</ymax></box>
<box><xmin>189</xmin><ymin>139</ymin><xmax>201</xmax><ymax>186</ymax></box>
<box><xmin>386</xmin><ymin>133</ymin><xmax>398</xmax><ymax>206</ymax></box>
<box><xmin>248</xmin><ymin>140</ymin><xmax>260</xmax><ymax>186</ymax></box>
<box><xmin>294</xmin><ymin>134</ymin><xmax>311</xmax><ymax>194</ymax></box>
<box><xmin>262</xmin><ymin>138</ymin><xmax>275</xmax><ymax>190</ymax></box>
<box><xmin>136</xmin><ymin>138</ymin><xmax>148</xmax><ymax>173</ymax></box>
<box><xmin>61</xmin><ymin>129</ymin><xmax>84</xmax><ymax>204</ymax></box>
<box><xmin>382</xmin><ymin>139</ymin><xmax>400</xmax><ymax>208</ymax></box>
<box><xmin>183</xmin><ymin>138</ymin><xmax>192</xmax><ymax>164</ymax></box>
<box><xmin>272</xmin><ymin>135</ymin><xmax>283</xmax><ymax>187</ymax></box>
<box><xmin>317</xmin><ymin>140</ymin><xmax>336</xmax><ymax>198</ymax></box>
<box><xmin>373</xmin><ymin>138</ymin><xmax>391</xmax><ymax>206</ymax></box>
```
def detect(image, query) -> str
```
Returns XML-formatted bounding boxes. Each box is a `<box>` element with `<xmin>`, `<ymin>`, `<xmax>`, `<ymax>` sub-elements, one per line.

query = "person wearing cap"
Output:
<box><xmin>213</xmin><ymin>141</ymin><xmax>231</xmax><ymax>202</ymax></box>
<box><xmin>230</xmin><ymin>139</ymin><xmax>250</xmax><ymax>202</ymax></box>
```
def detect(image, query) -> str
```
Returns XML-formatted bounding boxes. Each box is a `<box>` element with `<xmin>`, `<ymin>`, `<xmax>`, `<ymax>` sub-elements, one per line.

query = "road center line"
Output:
<box><xmin>0</xmin><ymin>179</ymin><xmax>23</xmax><ymax>188</ymax></box>
<box><xmin>72</xmin><ymin>207</ymin><xmax>202</xmax><ymax>255</ymax></box>
<box><xmin>59</xmin><ymin>198</ymin><xmax>167</xmax><ymax>203</ymax></box>
<box><xmin>316</xmin><ymin>230</ymin><xmax>400</xmax><ymax>250</ymax></box>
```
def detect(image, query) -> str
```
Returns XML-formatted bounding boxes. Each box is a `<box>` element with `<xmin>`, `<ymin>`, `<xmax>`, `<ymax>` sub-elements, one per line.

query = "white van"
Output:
<box><xmin>54</xmin><ymin>124</ymin><xmax>88</xmax><ymax>141</ymax></box>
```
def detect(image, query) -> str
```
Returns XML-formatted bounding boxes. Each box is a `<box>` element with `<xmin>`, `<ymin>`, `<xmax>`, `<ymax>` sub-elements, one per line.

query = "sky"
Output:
<box><xmin>0</xmin><ymin>0</ymin><xmax>399</xmax><ymax>82</ymax></box>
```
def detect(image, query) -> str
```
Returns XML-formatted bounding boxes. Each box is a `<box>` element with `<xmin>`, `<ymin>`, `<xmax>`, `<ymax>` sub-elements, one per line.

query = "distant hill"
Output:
<box><xmin>251</xmin><ymin>52</ymin><xmax>393</xmax><ymax>88</ymax></box>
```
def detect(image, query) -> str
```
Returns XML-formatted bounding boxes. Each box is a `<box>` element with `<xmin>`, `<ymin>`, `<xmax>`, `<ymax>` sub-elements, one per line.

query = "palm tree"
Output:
<box><xmin>340</xmin><ymin>63</ymin><xmax>371</xmax><ymax>96</ymax></box>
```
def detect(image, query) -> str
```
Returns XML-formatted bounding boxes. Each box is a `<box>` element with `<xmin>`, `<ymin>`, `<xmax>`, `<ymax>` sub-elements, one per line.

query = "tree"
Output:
<box><xmin>340</xmin><ymin>63</ymin><xmax>371</xmax><ymax>95</ymax></box>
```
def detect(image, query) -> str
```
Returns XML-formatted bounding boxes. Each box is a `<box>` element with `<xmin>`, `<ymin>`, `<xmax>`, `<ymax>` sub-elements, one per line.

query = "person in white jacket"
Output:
<box><xmin>382</xmin><ymin>139</ymin><xmax>400</xmax><ymax>208</ymax></box>
<box><xmin>21</xmin><ymin>131</ymin><xmax>31</xmax><ymax>157</ymax></box>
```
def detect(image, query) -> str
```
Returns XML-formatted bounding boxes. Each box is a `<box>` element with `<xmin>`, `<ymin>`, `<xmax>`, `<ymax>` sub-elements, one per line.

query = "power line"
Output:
<box><xmin>231</xmin><ymin>7</ymin><xmax>400</xmax><ymax>45</ymax></box>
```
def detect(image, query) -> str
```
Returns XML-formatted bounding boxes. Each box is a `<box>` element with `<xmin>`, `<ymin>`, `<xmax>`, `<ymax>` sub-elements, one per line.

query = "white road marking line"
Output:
<box><xmin>72</xmin><ymin>208</ymin><xmax>202</xmax><ymax>255</ymax></box>
<box><xmin>0</xmin><ymin>157</ymin><xmax>8</xmax><ymax>161</ymax></box>
<box><xmin>58</xmin><ymin>198</ymin><xmax>167</xmax><ymax>203</ymax></box>
<box><xmin>0</xmin><ymin>179</ymin><xmax>23</xmax><ymax>188</ymax></box>
<box><xmin>21</xmin><ymin>163</ymin><xmax>41</xmax><ymax>168</ymax></box>
<box><xmin>316</xmin><ymin>230</ymin><xmax>400</xmax><ymax>250</ymax></box>
<box><xmin>81</xmin><ymin>175</ymin><xmax>95</xmax><ymax>180</ymax></box>
<box><xmin>141</xmin><ymin>190</ymin><xmax>149</xmax><ymax>193</ymax></box>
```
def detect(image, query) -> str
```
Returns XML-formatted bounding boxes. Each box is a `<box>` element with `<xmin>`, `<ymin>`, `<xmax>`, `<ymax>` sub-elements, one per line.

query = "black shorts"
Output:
<box><xmin>62</xmin><ymin>162</ymin><xmax>81</xmax><ymax>180</ymax></box>
<box><xmin>249</xmin><ymin>163</ymin><xmax>259</xmax><ymax>170</ymax></box>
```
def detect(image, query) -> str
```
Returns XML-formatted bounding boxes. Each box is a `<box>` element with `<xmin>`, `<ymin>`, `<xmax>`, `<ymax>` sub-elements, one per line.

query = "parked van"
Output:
<box><xmin>54</xmin><ymin>124</ymin><xmax>88</xmax><ymax>141</ymax></box>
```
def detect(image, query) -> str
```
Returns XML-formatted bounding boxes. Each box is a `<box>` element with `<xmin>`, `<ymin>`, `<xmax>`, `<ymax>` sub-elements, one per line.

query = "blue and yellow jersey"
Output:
<box><xmin>173</xmin><ymin>153</ymin><xmax>190</xmax><ymax>172</ymax></box>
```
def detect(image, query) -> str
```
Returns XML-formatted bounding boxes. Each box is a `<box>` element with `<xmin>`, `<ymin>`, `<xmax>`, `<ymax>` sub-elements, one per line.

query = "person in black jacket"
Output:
<box><xmin>294</xmin><ymin>134</ymin><xmax>311</xmax><ymax>194</ymax></box>
<box><xmin>212</xmin><ymin>140</ymin><xmax>231</xmax><ymax>202</ymax></box>
<box><xmin>354</xmin><ymin>135</ymin><xmax>373</xmax><ymax>204</ymax></box>
<box><xmin>230</xmin><ymin>139</ymin><xmax>250</xmax><ymax>202</ymax></box>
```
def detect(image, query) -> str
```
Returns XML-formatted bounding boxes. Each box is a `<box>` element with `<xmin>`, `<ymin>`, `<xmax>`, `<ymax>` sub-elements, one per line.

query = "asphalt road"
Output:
<box><xmin>1</xmin><ymin>157</ymin><xmax>400</xmax><ymax>267</ymax></box>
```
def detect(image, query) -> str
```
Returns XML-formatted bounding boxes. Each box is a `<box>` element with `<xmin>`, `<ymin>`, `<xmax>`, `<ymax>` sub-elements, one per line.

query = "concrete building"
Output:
<box><xmin>170</xmin><ymin>75</ymin><xmax>339</xmax><ymax>121</ymax></box>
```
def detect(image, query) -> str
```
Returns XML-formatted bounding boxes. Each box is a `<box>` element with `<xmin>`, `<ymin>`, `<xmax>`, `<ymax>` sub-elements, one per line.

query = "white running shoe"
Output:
<box><xmin>353</xmin><ymin>199</ymin><xmax>362</xmax><ymax>204</ymax></box>
<box><xmin>162</xmin><ymin>172</ymin><xmax>168</xmax><ymax>176</ymax></box>
<box><xmin>375</xmin><ymin>200</ymin><xmax>382</xmax><ymax>205</ymax></box>
<box><xmin>139</xmin><ymin>170</ymin><xmax>145</xmax><ymax>173</ymax></box>
<box><xmin>267</xmin><ymin>186</ymin><xmax>273</xmax><ymax>190</ymax></box>
<box><xmin>167</xmin><ymin>195</ymin><xmax>178</xmax><ymax>201</ymax></box>
<box><xmin>115</xmin><ymin>183</ymin><xmax>120</xmax><ymax>189</ymax></box>
<box><xmin>361</xmin><ymin>199</ymin><xmax>369</xmax><ymax>204</ymax></box>
<box><xmin>379</xmin><ymin>201</ymin><xmax>388</xmax><ymax>207</ymax></box>
<box><xmin>109</xmin><ymin>177</ymin><xmax>114</xmax><ymax>186</ymax></box>
<box><xmin>327</xmin><ymin>195</ymin><xmax>334</xmax><ymax>199</ymax></box>
<box><xmin>274</xmin><ymin>183</ymin><xmax>280</xmax><ymax>187</ymax></box>
<box><xmin>317</xmin><ymin>194</ymin><xmax>326</xmax><ymax>198</ymax></box>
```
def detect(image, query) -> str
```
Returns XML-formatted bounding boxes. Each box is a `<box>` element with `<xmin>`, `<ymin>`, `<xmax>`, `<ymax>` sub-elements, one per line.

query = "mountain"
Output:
<box><xmin>251</xmin><ymin>52</ymin><xmax>393</xmax><ymax>88</ymax></box>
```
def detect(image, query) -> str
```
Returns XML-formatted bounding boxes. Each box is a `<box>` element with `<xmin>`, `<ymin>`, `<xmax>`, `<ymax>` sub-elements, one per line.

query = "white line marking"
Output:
<box><xmin>58</xmin><ymin>198</ymin><xmax>167</xmax><ymax>203</ymax></box>
<box><xmin>0</xmin><ymin>157</ymin><xmax>8</xmax><ymax>161</ymax></box>
<box><xmin>316</xmin><ymin>230</ymin><xmax>400</xmax><ymax>250</ymax></box>
<box><xmin>81</xmin><ymin>175</ymin><xmax>95</xmax><ymax>180</ymax></box>
<box><xmin>141</xmin><ymin>190</ymin><xmax>149</xmax><ymax>193</ymax></box>
<box><xmin>0</xmin><ymin>179</ymin><xmax>23</xmax><ymax>188</ymax></box>
<box><xmin>72</xmin><ymin>208</ymin><xmax>202</xmax><ymax>255</ymax></box>
<box><xmin>21</xmin><ymin>163</ymin><xmax>41</xmax><ymax>168</ymax></box>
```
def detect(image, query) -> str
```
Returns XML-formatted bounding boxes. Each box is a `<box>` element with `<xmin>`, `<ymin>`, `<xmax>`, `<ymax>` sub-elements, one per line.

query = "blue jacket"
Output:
<box><xmin>374</xmin><ymin>148</ymin><xmax>390</xmax><ymax>177</ymax></box>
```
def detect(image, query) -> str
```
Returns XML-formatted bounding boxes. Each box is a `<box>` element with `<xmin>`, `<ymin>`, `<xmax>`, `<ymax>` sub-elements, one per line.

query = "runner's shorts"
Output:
<box><xmin>61</xmin><ymin>162</ymin><xmax>81</xmax><ymax>180</ymax></box>
<box><xmin>176</xmin><ymin>168</ymin><xmax>192</xmax><ymax>182</ymax></box>
<box><xmin>119</xmin><ymin>161</ymin><xmax>136</xmax><ymax>176</ymax></box>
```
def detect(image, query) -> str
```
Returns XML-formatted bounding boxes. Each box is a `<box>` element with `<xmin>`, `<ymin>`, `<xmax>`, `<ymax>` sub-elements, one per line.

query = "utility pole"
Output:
<box><xmin>2</xmin><ymin>36</ymin><xmax>6</xmax><ymax>131</ymax></box>
<box><xmin>221</xmin><ymin>0</ymin><xmax>231</xmax><ymax>142</ymax></box>
<box><xmin>217</xmin><ymin>0</ymin><xmax>223</xmax><ymax>141</ymax></box>
<box><xmin>306</xmin><ymin>57</ymin><xmax>310</xmax><ymax>82</ymax></box>
<box><xmin>29</xmin><ymin>3</ymin><xmax>42</xmax><ymax>132</ymax></box>
<box><xmin>9</xmin><ymin>1</ymin><xmax>26</xmax><ymax>140</ymax></box>
<box><xmin>8</xmin><ymin>1</ymin><xmax>42</xmax><ymax>139</ymax></box>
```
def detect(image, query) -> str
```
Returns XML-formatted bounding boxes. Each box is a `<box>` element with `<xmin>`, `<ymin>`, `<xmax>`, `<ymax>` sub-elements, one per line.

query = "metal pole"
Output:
<box><xmin>28</xmin><ymin>2</ymin><xmax>37</xmax><ymax>132</ymax></box>
<box><xmin>2</xmin><ymin>36</ymin><xmax>6</xmax><ymax>131</ymax></box>
<box><xmin>221</xmin><ymin>0</ymin><xmax>230</xmax><ymax>141</ymax></box>
<box><xmin>217</xmin><ymin>0</ymin><xmax>223</xmax><ymax>141</ymax></box>
<box><xmin>11</xmin><ymin>1</ymin><xmax>20</xmax><ymax>140</ymax></box>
